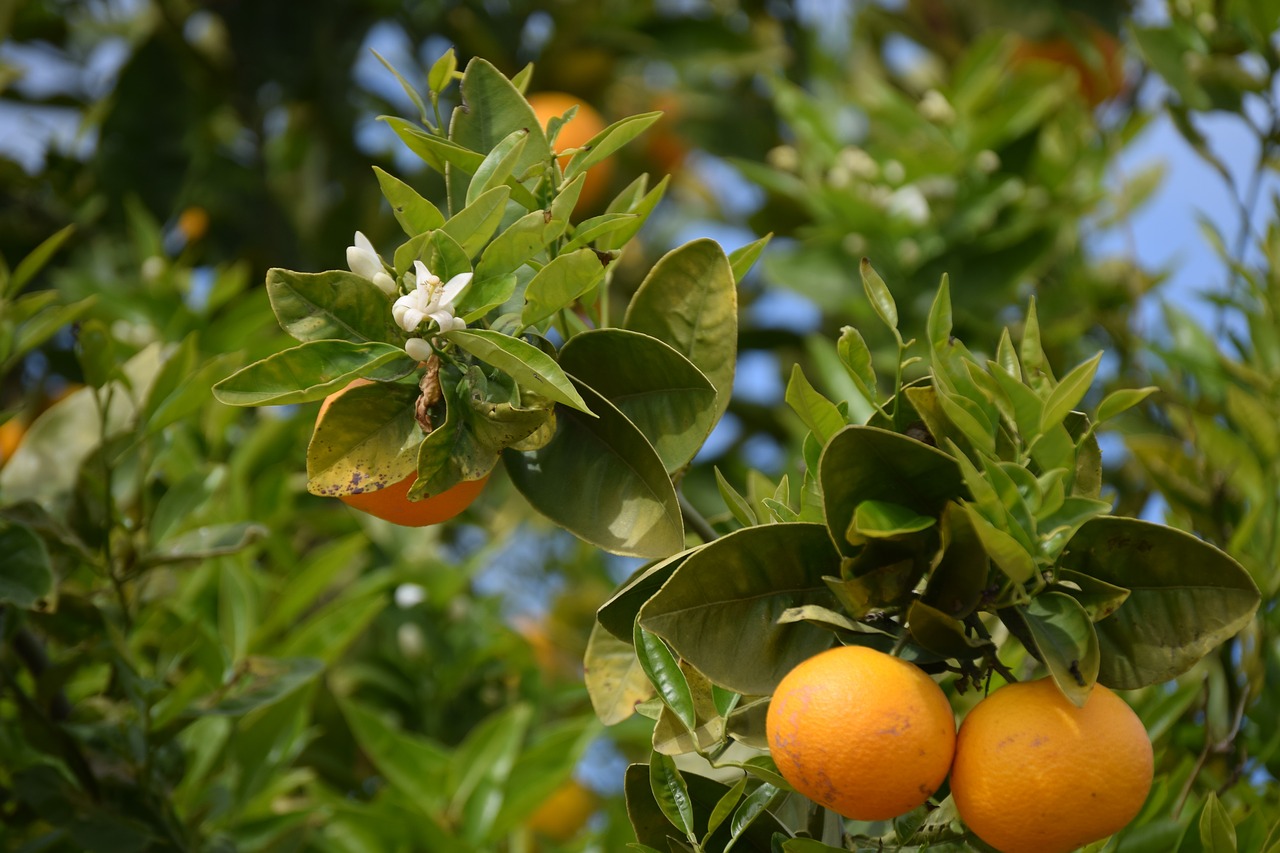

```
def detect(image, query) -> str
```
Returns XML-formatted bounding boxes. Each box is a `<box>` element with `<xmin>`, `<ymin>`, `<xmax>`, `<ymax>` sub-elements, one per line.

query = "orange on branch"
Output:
<box><xmin>528</xmin><ymin>91</ymin><xmax>612</xmax><ymax>213</ymax></box>
<box><xmin>765</xmin><ymin>645</ymin><xmax>956</xmax><ymax>821</ymax></box>
<box><xmin>316</xmin><ymin>380</ymin><xmax>486</xmax><ymax>527</ymax></box>
<box><xmin>950</xmin><ymin>677</ymin><xmax>1153</xmax><ymax>853</ymax></box>
<box><xmin>1011</xmin><ymin>23</ymin><xmax>1125</xmax><ymax>107</ymax></box>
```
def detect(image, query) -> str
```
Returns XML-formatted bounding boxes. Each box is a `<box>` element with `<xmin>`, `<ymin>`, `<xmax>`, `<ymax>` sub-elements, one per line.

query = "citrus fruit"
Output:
<box><xmin>0</xmin><ymin>419</ymin><xmax>25</xmax><ymax>468</ymax></box>
<box><xmin>1011</xmin><ymin>23</ymin><xmax>1125</xmax><ymax>106</ymax></box>
<box><xmin>316</xmin><ymin>380</ymin><xmax>487</xmax><ymax>527</ymax></box>
<box><xmin>765</xmin><ymin>645</ymin><xmax>956</xmax><ymax>821</ymax></box>
<box><xmin>527</xmin><ymin>91</ymin><xmax>612</xmax><ymax>213</ymax></box>
<box><xmin>950</xmin><ymin>677</ymin><xmax>1154</xmax><ymax>853</ymax></box>
<box><xmin>526</xmin><ymin>778</ymin><xmax>598</xmax><ymax>842</ymax></box>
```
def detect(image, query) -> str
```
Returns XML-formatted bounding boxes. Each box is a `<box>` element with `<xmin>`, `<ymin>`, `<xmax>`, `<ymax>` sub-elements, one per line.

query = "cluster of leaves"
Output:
<box><xmin>211</xmin><ymin>53</ymin><xmax>772</xmax><ymax>559</ymax></box>
<box><xmin>583</xmin><ymin>263</ymin><xmax>1261</xmax><ymax>850</ymax></box>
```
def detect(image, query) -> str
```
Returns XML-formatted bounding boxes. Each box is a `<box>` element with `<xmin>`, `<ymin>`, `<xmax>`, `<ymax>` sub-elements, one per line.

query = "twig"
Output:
<box><xmin>678</xmin><ymin>491</ymin><xmax>718</xmax><ymax>543</ymax></box>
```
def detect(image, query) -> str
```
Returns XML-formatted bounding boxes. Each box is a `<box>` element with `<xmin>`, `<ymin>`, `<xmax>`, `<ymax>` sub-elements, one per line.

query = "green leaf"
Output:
<box><xmin>451</xmin><ymin>58</ymin><xmax>549</xmax><ymax>206</ymax></box>
<box><xmin>442</xmin><ymin>186</ymin><xmax>511</xmax><ymax>259</ymax></box>
<box><xmin>561</xmin><ymin>213</ymin><xmax>639</xmax><ymax>252</ymax></box>
<box><xmin>427</xmin><ymin>47</ymin><xmax>457</xmax><ymax>94</ymax></box>
<box><xmin>521</xmin><ymin>248</ymin><xmax>608</xmax><ymax>327</ymax></box>
<box><xmin>76</xmin><ymin>319</ymin><xmax>117</xmax><ymax>389</ymax></box>
<box><xmin>635</xmin><ymin>624</ymin><xmax>697</xmax><ymax>733</ymax></box>
<box><xmin>212</xmin><ymin>340</ymin><xmax>416</xmax><ymax>407</ymax></box>
<box><xmin>961</xmin><ymin>503</ymin><xmax>1035</xmax><ymax>583</ymax></box>
<box><xmin>374</xmin><ymin>166</ymin><xmax>446</xmax><ymax>235</ymax></box>
<box><xmin>490</xmin><ymin>715</ymin><xmax>602</xmax><ymax>839</ymax></box>
<box><xmin>1052</xmin><ymin>569</ymin><xmax>1130</xmax><ymax>622</ymax></box>
<box><xmin>1041</xmin><ymin>352</ymin><xmax>1102</xmax><ymax>434</ymax></box>
<box><xmin>196</xmin><ymin>656</ymin><xmax>323</xmax><ymax>717</ymax></box>
<box><xmin>852</xmin><ymin>500</ymin><xmax>937</xmax><ymax>540</ymax></box>
<box><xmin>715</xmin><ymin>468</ymin><xmax>757</xmax><ymax>528</ymax></box>
<box><xmin>649</xmin><ymin>754</ymin><xmax>697</xmax><ymax>840</ymax></box>
<box><xmin>1199</xmin><ymin>792</ymin><xmax>1237</xmax><ymax>853</ymax></box>
<box><xmin>1017</xmin><ymin>591</ymin><xmax>1100</xmax><ymax>706</ymax></box>
<box><xmin>625</xmin><ymin>765</ymin><xmax>786</xmax><ymax>852</ymax></box>
<box><xmin>0</xmin><ymin>522</ymin><xmax>53</xmax><ymax>609</ymax></box>
<box><xmin>1059</xmin><ymin>517</ymin><xmax>1261</xmax><ymax>689</ymax></box>
<box><xmin>146</xmin><ymin>522</ymin><xmax>268</xmax><ymax>566</ymax></box>
<box><xmin>265</xmin><ymin>268</ymin><xmax>395</xmax><ymax>343</ymax></box>
<box><xmin>597</xmin><ymin>550</ymin><xmax>697</xmax><ymax>642</ymax></box>
<box><xmin>728</xmin><ymin>234</ymin><xmax>772</xmax><ymax>283</ymax></box>
<box><xmin>560</xmin><ymin>329</ymin><xmax>717</xmax><ymax>473</ymax></box>
<box><xmin>995</xmin><ymin>327</ymin><xmax>1021</xmax><ymax>381</ymax></box>
<box><xmin>704</xmin><ymin>776</ymin><xmax>748</xmax><ymax>846</ymax></box>
<box><xmin>907</xmin><ymin>599</ymin><xmax>989</xmax><ymax>659</ymax></box>
<box><xmin>585</xmin><ymin>621</ymin><xmax>654</xmax><ymax>725</ymax></box>
<box><xmin>624</xmin><ymin>239</ymin><xmax>737</xmax><ymax>423</ymax></box>
<box><xmin>504</xmin><ymin>378</ymin><xmax>683</xmax><ymax>558</ymax></box>
<box><xmin>371</xmin><ymin>49</ymin><xmax>430</xmax><ymax>125</ymax></box>
<box><xmin>475</xmin><ymin>210</ymin><xmax>557</xmax><ymax>280</ymax></box>
<box><xmin>837</xmin><ymin>326</ymin><xmax>877</xmax><ymax>402</ymax></box>
<box><xmin>859</xmin><ymin>256</ymin><xmax>899</xmax><ymax>334</ymax></box>
<box><xmin>922</xmin><ymin>502</ymin><xmax>989</xmax><ymax>618</ymax></box>
<box><xmin>785</xmin><ymin>365</ymin><xmax>845</xmax><ymax>447</ymax></box>
<box><xmin>563</xmin><ymin>111</ymin><xmax>662</xmax><ymax>181</ymax></box>
<box><xmin>926</xmin><ymin>273</ymin><xmax>952</xmax><ymax>351</ymax></box>
<box><xmin>988</xmin><ymin>363</ymin><xmax>1045</xmax><ymax>443</ymax></box>
<box><xmin>448</xmin><ymin>703</ymin><xmax>533</xmax><ymax>837</ymax></box>
<box><xmin>597</xmin><ymin>175</ymin><xmax>670</xmax><ymax>252</ymax></box>
<box><xmin>1019</xmin><ymin>297</ymin><xmax>1055</xmax><ymax>390</ymax></box>
<box><xmin>639</xmin><ymin>523</ymin><xmax>841</xmax><ymax>695</ymax></box>
<box><xmin>820</xmin><ymin>426</ymin><xmax>966</xmax><ymax>558</ymax></box>
<box><xmin>444</xmin><ymin>328</ymin><xmax>592</xmax><ymax>414</ymax></box>
<box><xmin>7</xmin><ymin>224</ymin><xmax>74</xmax><ymax>298</ymax></box>
<box><xmin>305</xmin><ymin>381</ymin><xmax>421</xmax><ymax>497</ymax></box>
<box><xmin>467</xmin><ymin>129</ymin><xmax>529</xmax><ymax>207</ymax></box>
<box><xmin>1096</xmin><ymin>386</ymin><xmax>1159</xmax><ymax>424</ymax></box>
<box><xmin>728</xmin><ymin>782</ymin><xmax>782</xmax><ymax>847</ymax></box>
<box><xmin>383</xmin><ymin>116</ymin><xmax>484</xmax><ymax>173</ymax></box>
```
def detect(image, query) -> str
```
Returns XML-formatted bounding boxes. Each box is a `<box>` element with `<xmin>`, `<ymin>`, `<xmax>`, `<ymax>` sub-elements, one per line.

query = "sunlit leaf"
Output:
<box><xmin>585</xmin><ymin>621</ymin><xmax>654</xmax><ymax>725</ymax></box>
<box><xmin>306</xmin><ymin>381</ymin><xmax>420</xmax><ymax>498</ymax></box>
<box><xmin>445</xmin><ymin>328</ymin><xmax>592</xmax><ymax>414</ymax></box>
<box><xmin>265</xmin><ymin>268</ymin><xmax>397</xmax><ymax>343</ymax></box>
<box><xmin>521</xmin><ymin>248</ymin><xmax>608</xmax><ymax>327</ymax></box>
<box><xmin>1016</xmin><ymin>591</ymin><xmax>1100</xmax><ymax>706</ymax></box>
<box><xmin>374</xmin><ymin>166</ymin><xmax>446</xmax><ymax>235</ymax></box>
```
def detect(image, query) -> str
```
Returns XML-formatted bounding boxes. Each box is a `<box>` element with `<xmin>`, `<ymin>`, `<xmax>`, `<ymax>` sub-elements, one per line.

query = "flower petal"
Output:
<box><xmin>347</xmin><ymin>246</ymin><xmax>383</xmax><ymax>282</ymax></box>
<box><xmin>404</xmin><ymin>337</ymin><xmax>434</xmax><ymax>362</ymax></box>
<box><xmin>440</xmin><ymin>272</ymin><xmax>473</xmax><ymax>303</ymax></box>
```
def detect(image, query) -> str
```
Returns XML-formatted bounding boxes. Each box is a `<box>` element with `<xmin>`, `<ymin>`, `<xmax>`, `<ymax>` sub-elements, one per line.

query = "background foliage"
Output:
<box><xmin>2</xmin><ymin>0</ymin><xmax>1280</xmax><ymax>850</ymax></box>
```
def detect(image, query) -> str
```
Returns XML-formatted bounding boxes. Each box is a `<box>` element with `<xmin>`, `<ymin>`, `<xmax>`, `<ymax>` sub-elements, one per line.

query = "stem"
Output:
<box><xmin>678</xmin><ymin>492</ymin><xmax>717</xmax><ymax>544</ymax></box>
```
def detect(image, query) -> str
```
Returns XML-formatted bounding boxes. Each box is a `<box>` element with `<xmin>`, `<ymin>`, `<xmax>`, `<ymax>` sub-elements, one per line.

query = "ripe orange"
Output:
<box><xmin>1011</xmin><ymin>23</ymin><xmax>1125</xmax><ymax>107</ymax></box>
<box><xmin>950</xmin><ymin>678</ymin><xmax>1153</xmax><ymax>853</ymax></box>
<box><xmin>527</xmin><ymin>91</ymin><xmax>612</xmax><ymax>213</ymax></box>
<box><xmin>316</xmin><ymin>380</ymin><xmax>486</xmax><ymax>527</ymax></box>
<box><xmin>0</xmin><ymin>419</ymin><xmax>25</xmax><ymax>468</ymax></box>
<box><xmin>526</xmin><ymin>778</ymin><xmax>598</xmax><ymax>842</ymax></box>
<box><xmin>766</xmin><ymin>645</ymin><xmax>956</xmax><ymax>821</ymax></box>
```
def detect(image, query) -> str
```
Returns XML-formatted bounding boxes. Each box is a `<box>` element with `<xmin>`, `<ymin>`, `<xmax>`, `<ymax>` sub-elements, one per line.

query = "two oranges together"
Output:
<box><xmin>766</xmin><ymin>645</ymin><xmax>1153</xmax><ymax>853</ymax></box>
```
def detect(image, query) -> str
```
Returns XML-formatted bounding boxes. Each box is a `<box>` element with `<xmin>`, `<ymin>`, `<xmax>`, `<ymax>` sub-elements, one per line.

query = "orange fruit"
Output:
<box><xmin>950</xmin><ymin>677</ymin><xmax>1154</xmax><ymax>853</ymax></box>
<box><xmin>526</xmin><ymin>778</ymin><xmax>598</xmax><ymax>842</ymax></box>
<box><xmin>528</xmin><ymin>91</ymin><xmax>612</xmax><ymax>213</ymax></box>
<box><xmin>765</xmin><ymin>645</ymin><xmax>956</xmax><ymax>821</ymax></box>
<box><xmin>176</xmin><ymin>206</ymin><xmax>210</xmax><ymax>242</ymax></box>
<box><xmin>1011</xmin><ymin>24</ymin><xmax>1125</xmax><ymax>106</ymax></box>
<box><xmin>316</xmin><ymin>380</ymin><xmax>486</xmax><ymax>527</ymax></box>
<box><xmin>0</xmin><ymin>419</ymin><xmax>25</xmax><ymax>468</ymax></box>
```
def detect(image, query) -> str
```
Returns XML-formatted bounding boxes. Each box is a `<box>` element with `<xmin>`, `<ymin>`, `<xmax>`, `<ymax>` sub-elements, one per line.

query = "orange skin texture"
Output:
<box><xmin>527</xmin><ymin>91</ymin><xmax>612</xmax><ymax>213</ymax></box>
<box><xmin>765</xmin><ymin>645</ymin><xmax>956</xmax><ymax>821</ymax></box>
<box><xmin>1012</xmin><ymin>25</ymin><xmax>1125</xmax><ymax>107</ymax></box>
<box><xmin>950</xmin><ymin>678</ymin><xmax>1154</xmax><ymax>853</ymax></box>
<box><xmin>317</xmin><ymin>380</ymin><xmax>486</xmax><ymax>527</ymax></box>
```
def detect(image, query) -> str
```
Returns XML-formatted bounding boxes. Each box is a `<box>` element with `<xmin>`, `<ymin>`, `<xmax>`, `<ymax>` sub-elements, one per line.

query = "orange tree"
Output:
<box><xmin>200</xmin><ymin>55</ymin><xmax>1261</xmax><ymax>850</ymax></box>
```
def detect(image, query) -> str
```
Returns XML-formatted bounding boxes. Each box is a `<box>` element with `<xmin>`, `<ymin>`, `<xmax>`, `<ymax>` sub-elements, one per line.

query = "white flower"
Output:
<box><xmin>918</xmin><ymin>89</ymin><xmax>956</xmax><ymax>125</ymax></box>
<box><xmin>347</xmin><ymin>231</ymin><xmax>397</xmax><ymax>295</ymax></box>
<box><xmin>392</xmin><ymin>260</ymin><xmax>472</xmax><ymax>335</ymax></box>
<box><xmin>887</xmin><ymin>185</ymin><xmax>930</xmax><ymax>226</ymax></box>
<box><xmin>404</xmin><ymin>337</ymin><xmax>434</xmax><ymax>362</ymax></box>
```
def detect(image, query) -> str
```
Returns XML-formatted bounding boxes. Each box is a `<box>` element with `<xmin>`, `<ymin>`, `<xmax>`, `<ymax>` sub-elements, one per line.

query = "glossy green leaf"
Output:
<box><xmin>820</xmin><ymin>426</ymin><xmax>966</xmax><ymax>557</ymax></box>
<box><xmin>306</xmin><ymin>381</ymin><xmax>421</xmax><ymax>497</ymax></box>
<box><xmin>475</xmin><ymin>210</ymin><xmax>553</xmax><ymax>281</ymax></box>
<box><xmin>649</xmin><ymin>754</ymin><xmax>696</xmax><ymax>840</ymax></box>
<box><xmin>639</xmin><ymin>523</ymin><xmax>841</xmax><ymax>695</ymax></box>
<box><xmin>988</xmin><ymin>363</ymin><xmax>1045</xmax><ymax>443</ymax></box>
<box><xmin>785</xmin><ymin>364</ymin><xmax>845</xmax><ymax>447</ymax></box>
<box><xmin>926</xmin><ymin>273</ymin><xmax>952</xmax><ymax>351</ymax></box>
<box><xmin>466</xmin><ymin>129</ymin><xmax>529</xmax><ymax>207</ymax></box>
<box><xmin>0</xmin><ymin>522</ymin><xmax>53</xmax><ymax>609</ymax></box>
<box><xmin>521</xmin><ymin>248</ymin><xmax>607</xmax><ymax>327</ymax></box>
<box><xmin>852</xmin><ymin>500</ymin><xmax>936</xmax><ymax>540</ymax></box>
<box><xmin>213</xmin><ymin>341</ymin><xmax>416</xmax><ymax>407</ymax></box>
<box><xmin>585</xmin><ymin>621</ymin><xmax>654</xmax><ymax>725</ymax></box>
<box><xmin>444</xmin><ymin>328</ymin><xmax>591</xmax><ymax>414</ymax></box>
<box><xmin>1059</xmin><ymin>516</ymin><xmax>1261</xmax><ymax>688</ymax></box>
<box><xmin>561</xmin><ymin>213</ymin><xmax>639</xmax><ymax>252</ymax></box>
<box><xmin>265</xmin><ymin>268</ymin><xmax>396</xmax><ymax>343</ymax></box>
<box><xmin>859</xmin><ymin>256</ymin><xmax>899</xmax><ymax>333</ymax></box>
<box><xmin>728</xmin><ymin>234</ymin><xmax>772</xmax><ymax>283</ymax></box>
<box><xmin>1019</xmin><ymin>297</ymin><xmax>1055</xmax><ymax>390</ymax></box>
<box><xmin>1053</xmin><ymin>569</ymin><xmax>1131</xmax><ymax>622</ymax></box>
<box><xmin>935</xmin><ymin>385</ymin><xmax>996</xmax><ymax>456</ymax></box>
<box><xmin>427</xmin><ymin>46</ymin><xmax>457</xmax><ymax>94</ymax></box>
<box><xmin>1198</xmin><ymin>792</ymin><xmax>1237</xmax><ymax>853</ymax></box>
<box><xmin>374</xmin><ymin>166</ymin><xmax>446</xmax><ymax>235</ymax></box>
<box><xmin>560</xmin><ymin>329</ymin><xmax>717</xmax><ymax>473</ymax></box>
<box><xmin>995</xmin><ymin>327</ymin><xmax>1021</xmax><ymax>381</ymax></box>
<box><xmin>1041</xmin><ymin>352</ymin><xmax>1102</xmax><ymax>434</ymax></box>
<box><xmin>635</xmin><ymin>624</ymin><xmax>697</xmax><ymax>733</ymax></box>
<box><xmin>624</xmin><ymin>239</ymin><xmax>737</xmax><ymax>422</ymax></box>
<box><xmin>564</xmin><ymin>111</ymin><xmax>662</xmax><ymax>180</ymax></box>
<box><xmin>1019</xmin><ymin>591</ymin><xmax>1100</xmax><ymax>706</ymax></box>
<box><xmin>451</xmin><ymin>58</ymin><xmax>549</xmax><ymax>205</ymax></box>
<box><xmin>704</xmin><ymin>776</ymin><xmax>748</xmax><ymax>846</ymax></box>
<box><xmin>504</xmin><ymin>378</ymin><xmax>683</xmax><ymax>558</ymax></box>
<box><xmin>715</xmin><ymin>467</ymin><xmax>757</xmax><ymax>528</ymax></box>
<box><xmin>382</xmin><ymin>116</ymin><xmax>484</xmax><ymax>174</ymax></box>
<box><xmin>626</xmin><ymin>765</ymin><xmax>785</xmax><ymax>853</ymax></box>
<box><xmin>597</xmin><ymin>550</ymin><xmax>696</xmax><ymax>642</ymax></box>
<box><xmin>907</xmin><ymin>599</ymin><xmax>989</xmax><ymax>658</ymax></box>
<box><xmin>728</xmin><ymin>782</ymin><xmax>782</xmax><ymax>846</ymax></box>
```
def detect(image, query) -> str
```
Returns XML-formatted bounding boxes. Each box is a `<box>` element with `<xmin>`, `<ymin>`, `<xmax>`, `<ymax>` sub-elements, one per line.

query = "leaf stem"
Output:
<box><xmin>678</xmin><ymin>491</ymin><xmax>717</xmax><ymax>544</ymax></box>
